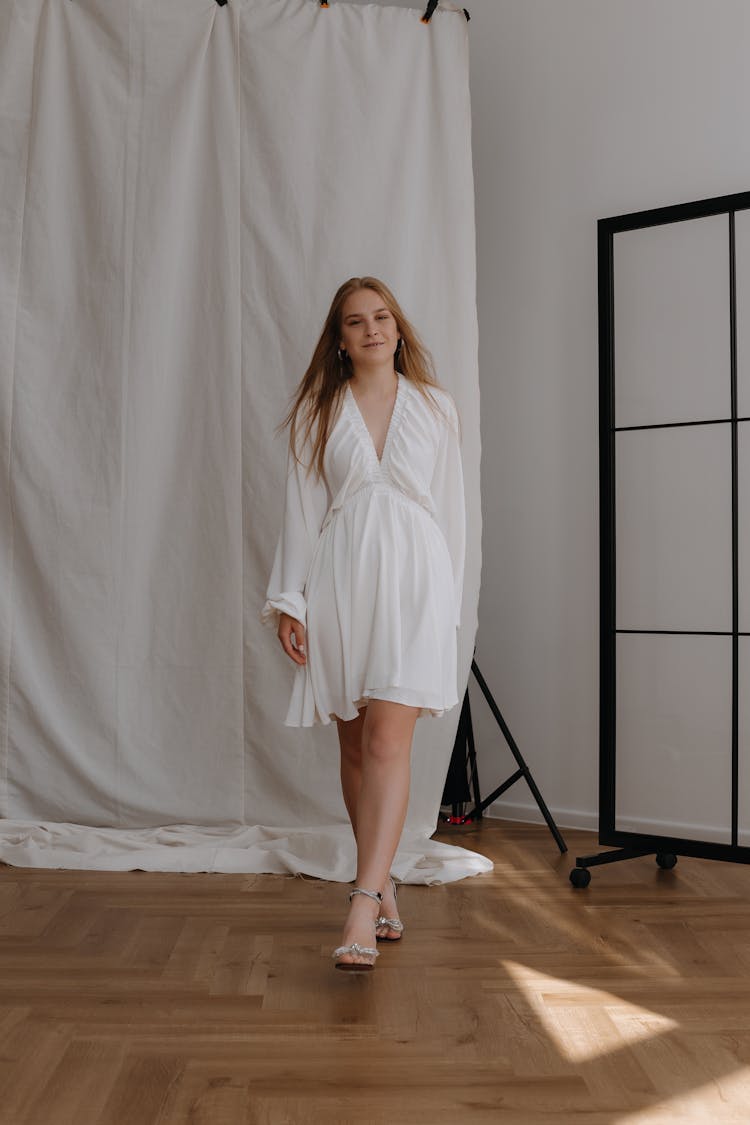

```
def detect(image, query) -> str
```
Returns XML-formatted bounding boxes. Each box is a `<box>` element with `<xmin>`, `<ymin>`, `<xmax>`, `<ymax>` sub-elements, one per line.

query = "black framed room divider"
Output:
<box><xmin>571</xmin><ymin>188</ymin><xmax>750</xmax><ymax>887</ymax></box>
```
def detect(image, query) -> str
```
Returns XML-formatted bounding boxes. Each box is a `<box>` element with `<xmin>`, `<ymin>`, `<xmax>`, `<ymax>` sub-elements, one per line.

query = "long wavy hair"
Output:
<box><xmin>276</xmin><ymin>276</ymin><xmax>455</xmax><ymax>484</ymax></box>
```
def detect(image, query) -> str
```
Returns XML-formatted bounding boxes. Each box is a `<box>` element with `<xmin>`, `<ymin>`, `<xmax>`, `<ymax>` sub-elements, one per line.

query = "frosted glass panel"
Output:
<box><xmin>739</xmin><ymin>639</ymin><xmax>750</xmax><ymax>847</ymax></box>
<box><xmin>738</xmin><ymin>421</ymin><xmax>750</xmax><ymax>633</ymax></box>
<box><xmin>614</xmin><ymin>215</ymin><xmax>730</xmax><ymax>429</ymax></box>
<box><xmin>616</xmin><ymin>424</ymin><xmax>732</xmax><ymax>632</ymax></box>
<box><xmin>737</xmin><ymin>210</ymin><xmax>750</xmax><ymax>418</ymax></box>
<box><xmin>616</xmin><ymin>634</ymin><xmax>732</xmax><ymax>843</ymax></box>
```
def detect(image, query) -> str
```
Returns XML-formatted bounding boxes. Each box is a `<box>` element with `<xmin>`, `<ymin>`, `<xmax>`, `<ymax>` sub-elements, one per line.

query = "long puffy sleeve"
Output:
<box><xmin>430</xmin><ymin>395</ymin><xmax>466</xmax><ymax>628</ymax></box>
<box><xmin>260</xmin><ymin>433</ymin><xmax>330</xmax><ymax>631</ymax></box>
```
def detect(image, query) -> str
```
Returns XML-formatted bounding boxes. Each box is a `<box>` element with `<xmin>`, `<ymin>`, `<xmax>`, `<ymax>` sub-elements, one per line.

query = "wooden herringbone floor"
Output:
<box><xmin>1</xmin><ymin>820</ymin><xmax>750</xmax><ymax>1124</ymax></box>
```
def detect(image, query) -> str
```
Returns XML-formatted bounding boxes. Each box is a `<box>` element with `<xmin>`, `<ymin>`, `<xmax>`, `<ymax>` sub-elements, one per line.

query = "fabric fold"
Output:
<box><xmin>0</xmin><ymin>819</ymin><xmax>494</xmax><ymax>884</ymax></box>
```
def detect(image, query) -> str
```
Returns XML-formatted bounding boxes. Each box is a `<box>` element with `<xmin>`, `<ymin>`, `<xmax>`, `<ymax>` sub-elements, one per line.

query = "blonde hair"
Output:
<box><xmin>276</xmin><ymin>276</ymin><xmax>455</xmax><ymax>484</ymax></box>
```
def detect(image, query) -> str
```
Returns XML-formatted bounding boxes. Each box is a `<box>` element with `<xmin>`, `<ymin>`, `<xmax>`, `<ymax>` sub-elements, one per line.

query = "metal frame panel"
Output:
<box><xmin>599</xmin><ymin>190</ymin><xmax>750</xmax><ymax>864</ymax></box>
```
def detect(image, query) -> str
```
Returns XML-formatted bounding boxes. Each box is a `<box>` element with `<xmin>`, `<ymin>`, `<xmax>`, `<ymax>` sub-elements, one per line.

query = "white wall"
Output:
<box><xmin>347</xmin><ymin>1</ymin><xmax>750</xmax><ymax>830</ymax></box>
<box><xmin>468</xmin><ymin>0</ymin><xmax>750</xmax><ymax>830</ymax></box>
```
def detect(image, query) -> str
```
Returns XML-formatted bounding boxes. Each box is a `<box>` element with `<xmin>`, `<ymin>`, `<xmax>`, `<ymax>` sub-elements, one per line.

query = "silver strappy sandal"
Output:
<box><xmin>376</xmin><ymin>875</ymin><xmax>405</xmax><ymax>942</ymax></box>
<box><xmin>332</xmin><ymin>887</ymin><xmax>382</xmax><ymax>972</ymax></box>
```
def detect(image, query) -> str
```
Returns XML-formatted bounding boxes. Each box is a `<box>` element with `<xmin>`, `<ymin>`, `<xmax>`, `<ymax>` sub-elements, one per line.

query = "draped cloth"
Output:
<box><xmin>0</xmin><ymin>0</ymin><xmax>491</xmax><ymax>882</ymax></box>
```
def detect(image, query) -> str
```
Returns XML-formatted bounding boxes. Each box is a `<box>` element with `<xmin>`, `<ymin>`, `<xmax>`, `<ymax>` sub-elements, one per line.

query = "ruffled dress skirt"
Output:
<box><xmin>286</xmin><ymin>479</ymin><xmax>459</xmax><ymax>726</ymax></box>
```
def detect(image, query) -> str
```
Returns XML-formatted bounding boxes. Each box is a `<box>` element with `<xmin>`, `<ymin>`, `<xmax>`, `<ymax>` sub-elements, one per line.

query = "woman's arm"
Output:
<box><xmin>260</xmin><ymin>434</ymin><xmax>329</xmax><ymax>635</ymax></box>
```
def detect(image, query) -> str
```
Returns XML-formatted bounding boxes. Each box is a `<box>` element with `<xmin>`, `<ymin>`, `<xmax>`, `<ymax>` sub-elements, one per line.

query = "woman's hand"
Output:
<box><xmin>278</xmin><ymin>612</ymin><xmax>307</xmax><ymax>665</ymax></box>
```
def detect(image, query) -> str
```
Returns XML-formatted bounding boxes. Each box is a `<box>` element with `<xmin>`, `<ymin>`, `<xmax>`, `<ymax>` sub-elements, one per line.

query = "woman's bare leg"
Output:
<box><xmin>335</xmin><ymin>698</ymin><xmax>419</xmax><ymax>966</ymax></box>
<box><xmin>336</xmin><ymin>705</ymin><xmax>367</xmax><ymax>834</ymax></box>
<box><xmin>336</xmin><ymin>704</ymin><xmax>401</xmax><ymax>941</ymax></box>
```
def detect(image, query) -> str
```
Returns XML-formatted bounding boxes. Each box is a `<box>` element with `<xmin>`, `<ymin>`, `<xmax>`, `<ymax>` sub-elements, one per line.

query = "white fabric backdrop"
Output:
<box><xmin>0</xmin><ymin>0</ymin><xmax>490</xmax><ymax>882</ymax></box>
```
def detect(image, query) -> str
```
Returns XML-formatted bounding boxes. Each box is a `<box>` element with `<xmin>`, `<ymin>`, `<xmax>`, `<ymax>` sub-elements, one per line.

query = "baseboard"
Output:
<box><xmin>484</xmin><ymin>800</ymin><xmax>597</xmax><ymax>832</ymax></box>
<box><xmin>485</xmin><ymin>800</ymin><xmax>742</xmax><ymax>845</ymax></box>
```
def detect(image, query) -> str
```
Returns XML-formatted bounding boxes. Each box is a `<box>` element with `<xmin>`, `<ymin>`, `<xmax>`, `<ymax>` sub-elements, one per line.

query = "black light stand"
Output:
<box><xmin>441</xmin><ymin>685</ymin><xmax>481</xmax><ymax>819</ymax></box>
<box><xmin>441</xmin><ymin>652</ymin><xmax>567</xmax><ymax>856</ymax></box>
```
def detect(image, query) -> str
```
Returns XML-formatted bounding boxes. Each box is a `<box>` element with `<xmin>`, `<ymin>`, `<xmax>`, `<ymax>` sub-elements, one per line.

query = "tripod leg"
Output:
<box><xmin>463</xmin><ymin>692</ymin><xmax>482</xmax><ymax>814</ymax></box>
<box><xmin>441</xmin><ymin>691</ymin><xmax>472</xmax><ymax>809</ymax></box>
<box><xmin>469</xmin><ymin>659</ymin><xmax>567</xmax><ymax>854</ymax></box>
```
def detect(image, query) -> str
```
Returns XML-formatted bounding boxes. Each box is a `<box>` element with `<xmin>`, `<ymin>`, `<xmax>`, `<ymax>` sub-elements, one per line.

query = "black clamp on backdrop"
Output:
<box><xmin>422</xmin><ymin>2</ymin><xmax>470</xmax><ymax>22</ymax></box>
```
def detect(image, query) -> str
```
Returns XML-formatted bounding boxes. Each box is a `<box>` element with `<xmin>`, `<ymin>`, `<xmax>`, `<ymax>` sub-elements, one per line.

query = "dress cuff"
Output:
<box><xmin>260</xmin><ymin>592</ymin><xmax>307</xmax><ymax>630</ymax></box>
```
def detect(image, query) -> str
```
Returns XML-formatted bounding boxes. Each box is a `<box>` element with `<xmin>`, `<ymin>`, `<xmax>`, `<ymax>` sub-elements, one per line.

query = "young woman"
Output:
<box><xmin>260</xmin><ymin>277</ymin><xmax>466</xmax><ymax>971</ymax></box>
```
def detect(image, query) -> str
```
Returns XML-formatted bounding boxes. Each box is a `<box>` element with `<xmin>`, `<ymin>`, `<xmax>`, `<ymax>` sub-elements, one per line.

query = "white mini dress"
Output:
<box><xmin>260</xmin><ymin>372</ymin><xmax>466</xmax><ymax>726</ymax></box>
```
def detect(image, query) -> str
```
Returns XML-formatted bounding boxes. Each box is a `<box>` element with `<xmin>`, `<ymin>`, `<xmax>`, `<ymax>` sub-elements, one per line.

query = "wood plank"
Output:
<box><xmin>0</xmin><ymin>822</ymin><xmax>749</xmax><ymax>1123</ymax></box>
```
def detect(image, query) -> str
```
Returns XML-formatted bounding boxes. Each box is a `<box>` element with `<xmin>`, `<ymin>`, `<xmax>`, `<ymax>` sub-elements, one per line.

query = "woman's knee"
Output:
<box><xmin>362</xmin><ymin>736</ymin><xmax>407</xmax><ymax>766</ymax></box>
<box><xmin>361</xmin><ymin>720</ymin><xmax>415</xmax><ymax>765</ymax></box>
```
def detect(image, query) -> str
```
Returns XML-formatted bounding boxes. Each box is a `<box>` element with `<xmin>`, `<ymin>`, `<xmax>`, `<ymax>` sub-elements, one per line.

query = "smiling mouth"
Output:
<box><xmin>364</xmin><ymin>342</ymin><xmax>383</xmax><ymax>347</ymax></box>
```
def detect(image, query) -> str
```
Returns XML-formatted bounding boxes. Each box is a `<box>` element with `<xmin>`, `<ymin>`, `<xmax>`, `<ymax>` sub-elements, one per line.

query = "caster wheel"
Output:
<box><xmin>656</xmin><ymin>852</ymin><xmax>677</xmax><ymax>870</ymax></box>
<box><xmin>569</xmin><ymin>867</ymin><xmax>591</xmax><ymax>888</ymax></box>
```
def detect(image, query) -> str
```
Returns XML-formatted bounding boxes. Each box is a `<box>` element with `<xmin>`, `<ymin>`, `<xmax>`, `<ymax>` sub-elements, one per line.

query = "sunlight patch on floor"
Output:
<box><xmin>503</xmin><ymin>959</ymin><xmax>679</xmax><ymax>1064</ymax></box>
<box><xmin>614</xmin><ymin>1064</ymin><xmax>750</xmax><ymax>1124</ymax></box>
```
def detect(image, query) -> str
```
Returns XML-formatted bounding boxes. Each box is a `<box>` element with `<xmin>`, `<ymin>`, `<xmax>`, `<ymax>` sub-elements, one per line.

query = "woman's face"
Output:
<box><xmin>339</xmin><ymin>288</ymin><xmax>399</xmax><ymax>371</ymax></box>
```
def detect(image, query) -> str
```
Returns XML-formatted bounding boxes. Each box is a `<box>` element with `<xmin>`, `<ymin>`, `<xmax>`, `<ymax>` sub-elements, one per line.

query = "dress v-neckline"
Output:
<box><xmin>346</xmin><ymin>373</ymin><xmax>403</xmax><ymax>467</ymax></box>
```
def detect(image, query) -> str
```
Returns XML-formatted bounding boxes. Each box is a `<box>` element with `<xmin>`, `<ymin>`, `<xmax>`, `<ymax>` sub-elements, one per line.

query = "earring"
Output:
<box><xmin>337</xmin><ymin>346</ymin><xmax>348</xmax><ymax>362</ymax></box>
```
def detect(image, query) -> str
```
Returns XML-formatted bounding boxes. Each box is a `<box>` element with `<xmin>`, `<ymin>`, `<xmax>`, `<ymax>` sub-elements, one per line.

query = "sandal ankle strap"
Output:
<box><xmin>348</xmin><ymin>887</ymin><xmax>383</xmax><ymax>905</ymax></box>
